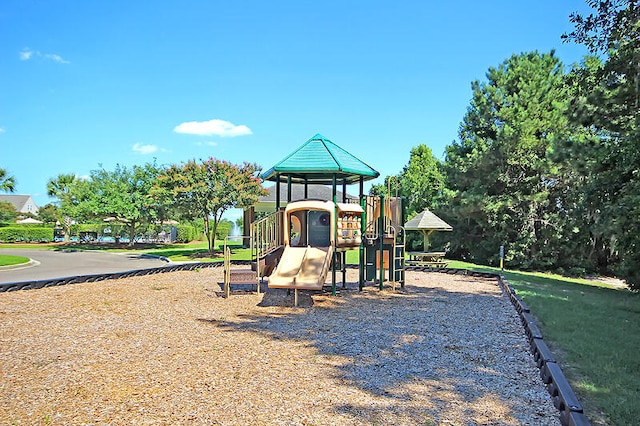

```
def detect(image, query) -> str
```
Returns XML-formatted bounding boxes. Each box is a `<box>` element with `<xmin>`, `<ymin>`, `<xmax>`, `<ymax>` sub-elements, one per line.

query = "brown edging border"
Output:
<box><xmin>1</xmin><ymin>263</ymin><xmax>590</xmax><ymax>425</ymax></box>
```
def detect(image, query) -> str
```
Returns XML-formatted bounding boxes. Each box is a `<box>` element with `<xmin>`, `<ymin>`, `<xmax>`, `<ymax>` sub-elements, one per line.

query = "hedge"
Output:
<box><xmin>174</xmin><ymin>224</ymin><xmax>197</xmax><ymax>243</ymax></box>
<box><xmin>0</xmin><ymin>227</ymin><xmax>54</xmax><ymax>243</ymax></box>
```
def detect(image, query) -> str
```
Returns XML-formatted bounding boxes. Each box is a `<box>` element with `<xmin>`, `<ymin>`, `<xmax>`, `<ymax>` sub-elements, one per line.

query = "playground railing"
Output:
<box><xmin>252</xmin><ymin>210</ymin><xmax>284</xmax><ymax>260</ymax></box>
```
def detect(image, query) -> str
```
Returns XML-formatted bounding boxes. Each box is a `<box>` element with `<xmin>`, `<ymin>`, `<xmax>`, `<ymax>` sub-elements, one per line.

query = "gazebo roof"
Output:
<box><xmin>404</xmin><ymin>208</ymin><xmax>453</xmax><ymax>231</ymax></box>
<box><xmin>261</xmin><ymin>134</ymin><xmax>380</xmax><ymax>185</ymax></box>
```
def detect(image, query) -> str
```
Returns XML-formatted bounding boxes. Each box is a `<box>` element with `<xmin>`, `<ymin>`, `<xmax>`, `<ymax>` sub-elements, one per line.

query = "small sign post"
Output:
<box><xmin>499</xmin><ymin>245</ymin><xmax>505</xmax><ymax>271</ymax></box>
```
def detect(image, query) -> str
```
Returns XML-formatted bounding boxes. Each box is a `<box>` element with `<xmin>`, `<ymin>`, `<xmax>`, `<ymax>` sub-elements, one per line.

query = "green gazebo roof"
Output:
<box><xmin>261</xmin><ymin>134</ymin><xmax>380</xmax><ymax>185</ymax></box>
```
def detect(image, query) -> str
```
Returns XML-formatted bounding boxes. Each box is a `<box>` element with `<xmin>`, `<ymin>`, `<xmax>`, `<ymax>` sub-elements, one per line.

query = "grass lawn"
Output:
<box><xmin>450</xmin><ymin>260</ymin><xmax>639</xmax><ymax>426</ymax></box>
<box><xmin>0</xmin><ymin>254</ymin><xmax>30</xmax><ymax>267</ymax></box>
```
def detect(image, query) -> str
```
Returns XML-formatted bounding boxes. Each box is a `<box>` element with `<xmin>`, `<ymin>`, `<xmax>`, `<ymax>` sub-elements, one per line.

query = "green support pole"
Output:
<box><xmin>332</xmin><ymin>175</ymin><xmax>337</xmax><ymax>296</ymax></box>
<box><xmin>359</xmin><ymin>194</ymin><xmax>366</xmax><ymax>291</ymax></box>
<box><xmin>401</xmin><ymin>197</ymin><xmax>406</xmax><ymax>288</ymax></box>
<box><xmin>342</xmin><ymin>179</ymin><xmax>347</xmax><ymax>288</ymax></box>
<box><xmin>379</xmin><ymin>195</ymin><xmax>385</xmax><ymax>291</ymax></box>
<box><xmin>275</xmin><ymin>174</ymin><xmax>280</xmax><ymax>212</ymax></box>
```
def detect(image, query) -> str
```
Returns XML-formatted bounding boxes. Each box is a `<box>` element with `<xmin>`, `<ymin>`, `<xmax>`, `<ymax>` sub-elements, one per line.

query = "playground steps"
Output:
<box><xmin>229</xmin><ymin>269</ymin><xmax>258</xmax><ymax>283</ymax></box>
<box><xmin>224</xmin><ymin>268</ymin><xmax>260</xmax><ymax>297</ymax></box>
<box><xmin>223</xmin><ymin>244</ymin><xmax>260</xmax><ymax>298</ymax></box>
<box><xmin>251</xmin><ymin>245</ymin><xmax>284</xmax><ymax>277</ymax></box>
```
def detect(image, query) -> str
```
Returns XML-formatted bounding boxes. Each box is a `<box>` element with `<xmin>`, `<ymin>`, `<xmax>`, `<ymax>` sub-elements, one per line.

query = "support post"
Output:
<box><xmin>342</xmin><ymin>180</ymin><xmax>347</xmax><ymax>203</ymax></box>
<box><xmin>342</xmin><ymin>251</ymin><xmax>347</xmax><ymax>288</ymax></box>
<box><xmin>275</xmin><ymin>174</ymin><xmax>281</xmax><ymax>212</ymax></box>
<box><xmin>342</xmin><ymin>178</ymin><xmax>347</xmax><ymax>287</ymax></box>
<box><xmin>379</xmin><ymin>195</ymin><xmax>385</xmax><ymax>291</ymax></box>
<box><xmin>359</xmin><ymin>194</ymin><xmax>366</xmax><ymax>291</ymax></box>
<box><xmin>332</xmin><ymin>174</ymin><xmax>337</xmax><ymax>296</ymax></box>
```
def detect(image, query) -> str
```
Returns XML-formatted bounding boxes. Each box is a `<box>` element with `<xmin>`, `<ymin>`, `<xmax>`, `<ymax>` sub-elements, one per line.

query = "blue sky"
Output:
<box><xmin>1</xmin><ymin>1</ymin><xmax>592</xmax><ymax>221</ymax></box>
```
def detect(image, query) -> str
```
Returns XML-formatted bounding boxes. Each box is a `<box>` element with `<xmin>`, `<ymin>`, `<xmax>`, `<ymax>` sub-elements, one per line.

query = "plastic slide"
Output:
<box><xmin>268</xmin><ymin>245</ymin><xmax>333</xmax><ymax>290</ymax></box>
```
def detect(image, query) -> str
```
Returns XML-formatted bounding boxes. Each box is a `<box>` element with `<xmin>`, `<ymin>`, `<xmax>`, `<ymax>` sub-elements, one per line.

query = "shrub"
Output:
<box><xmin>174</xmin><ymin>224</ymin><xmax>196</xmax><ymax>243</ymax></box>
<box><xmin>215</xmin><ymin>221</ymin><xmax>232</xmax><ymax>240</ymax></box>
<box><xmin>0</xmin><ymin>226</ymin><xmax>54</xmax><ymax>243</ymax></box>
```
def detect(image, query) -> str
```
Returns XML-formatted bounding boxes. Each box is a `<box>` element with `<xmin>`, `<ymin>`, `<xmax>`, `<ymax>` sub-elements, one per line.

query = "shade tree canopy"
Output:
<box><xmin>154</xmin><ymin>158</ymin><xmax>267</xmax><ymax>254</ymax></box>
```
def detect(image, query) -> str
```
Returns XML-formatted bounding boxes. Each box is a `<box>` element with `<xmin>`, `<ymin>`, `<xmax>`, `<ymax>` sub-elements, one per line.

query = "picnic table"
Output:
<box><xmin>406</xmin><ymin>251</ymin><xmax>449</xmax><ymax>267</ymax></box>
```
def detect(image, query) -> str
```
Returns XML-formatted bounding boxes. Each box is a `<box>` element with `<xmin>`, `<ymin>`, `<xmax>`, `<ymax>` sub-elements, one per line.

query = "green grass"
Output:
<box><xmin>0</xmin><ymin>243</ymin><xmax>57</xmax><ymax>250</ymax></box>
<box><xmin>143</xmin><ymin>241</ymin><xmax>251</xmax><ymax>261</ymax></box>
<box><xmin>0</xmin><ymin>254</ymin><xmax>30</xmax><ymax>267</ymax></box>
<box><xmin>450</xmin><ymin>260</ymin><xmax>639</xmax><ymax>425</ymax></box>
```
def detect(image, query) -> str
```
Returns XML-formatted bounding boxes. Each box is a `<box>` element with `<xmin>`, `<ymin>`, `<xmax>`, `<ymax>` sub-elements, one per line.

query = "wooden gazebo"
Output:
<box><xmin>404</xmin><ymin>208</ymin><xmax>453</xmax><ymax>251</ymax></box>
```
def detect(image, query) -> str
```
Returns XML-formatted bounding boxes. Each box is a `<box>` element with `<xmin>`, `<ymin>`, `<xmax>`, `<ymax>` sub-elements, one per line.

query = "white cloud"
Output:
<box><xmin>44</xmin><ymin>53</ymin><xmax>70</xmax><ymax>64</ymax></box>
<box><xmin>132</xmin><ymin>143</ymin><xmax>159</xmax><ymax>155</ymax></box>
<box><xmin>19</xmin><ymin>49</ymin><xmax>34</xmax><ymax>60</ymax></box>
<box><xmin>174</xmin><ymin>119</ymin><xmax>252</xmax><ymax>137</ymax></box>
<box><xmin>19</xmin><ymin>48</ymin><xmax>69</xmax><ymax>64</ymax></box>
<box><xmin>0</xmin><ymin>127</ymin><xmax>5</xmax><ymax>133</ymax></box>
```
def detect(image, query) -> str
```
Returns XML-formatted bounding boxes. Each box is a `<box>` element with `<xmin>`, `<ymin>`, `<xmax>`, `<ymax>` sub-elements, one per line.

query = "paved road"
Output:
<box><xmin>0</xmin><ymin>248</ymin><xmax>171</xmax><ymax>284</ymax></box>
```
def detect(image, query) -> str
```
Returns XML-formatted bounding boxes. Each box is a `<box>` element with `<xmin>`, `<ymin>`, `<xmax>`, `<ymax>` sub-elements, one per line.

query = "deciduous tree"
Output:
<box><xmin>0</xmin><ymin>201</ymin><xmax>17</xmax><ymax>224</ymax></box>
<box><xmin>155</xmin><ymin>158</ymin><xmax>267</xmax><ymax>254</ymax></box>
<box><xmin>85</xmin><ymin>163</ymin><xmax>164</xmax><ymax>246</ymax></box>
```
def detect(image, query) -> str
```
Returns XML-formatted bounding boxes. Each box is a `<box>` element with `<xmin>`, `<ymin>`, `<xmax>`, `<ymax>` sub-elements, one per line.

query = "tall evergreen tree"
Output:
<box><xmin>562</xmin><ymin>0</ymin><xmax>640</xmax><ymax>287</ymax></box>
<box><xmin>443</xmin><ymin>51</ymin><xmax>570</xmax><ymax>268</ymax></box>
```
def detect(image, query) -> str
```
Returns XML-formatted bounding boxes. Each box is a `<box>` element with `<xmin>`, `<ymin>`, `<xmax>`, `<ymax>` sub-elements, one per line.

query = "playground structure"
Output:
<box><xmin>267</xmin><ymin>200</ymin><xmax>364</xmax><ymax>305</ymax></box>
<box><xmin>224</xmin><ymin>134</ymin><xmax>407</xmax><ymax>305</ymax></box>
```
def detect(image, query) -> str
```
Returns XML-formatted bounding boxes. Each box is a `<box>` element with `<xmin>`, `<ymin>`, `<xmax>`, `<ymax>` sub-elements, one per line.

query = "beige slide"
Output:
<box><xmin>268</xmin><ymin>245</ymin><xmax>333</xmax><ymax>290</ymax></box>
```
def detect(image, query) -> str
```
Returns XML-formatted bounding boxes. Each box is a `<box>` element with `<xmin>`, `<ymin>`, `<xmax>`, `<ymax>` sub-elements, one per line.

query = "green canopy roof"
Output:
<box><xmin>261</xmin><ymin>134</ymin><xmax>380</xmax><ymax>185</ymax></box>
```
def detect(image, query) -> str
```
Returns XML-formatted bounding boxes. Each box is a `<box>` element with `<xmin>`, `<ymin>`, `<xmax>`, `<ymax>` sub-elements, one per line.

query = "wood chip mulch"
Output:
<box><xmin>0</xmin><ymin>267</ymin><xmax>559</xmax><ymax>425</ymax></box>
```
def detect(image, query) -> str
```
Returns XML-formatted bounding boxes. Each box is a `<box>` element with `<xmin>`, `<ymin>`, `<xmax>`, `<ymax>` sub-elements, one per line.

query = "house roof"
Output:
<box><xmin>404</xmin><ymin>208</ymin><xmax>453</xmax><ymax>231</ymax></box>
<box><xmin>261</xmin><ymin>134</ymin><xmax>380</xmax><ymax>185</ymax></box>
<box><xmin>0</xmin><ymin>195</ymin><xmax>38</xmax><ymax>213</ymax></box>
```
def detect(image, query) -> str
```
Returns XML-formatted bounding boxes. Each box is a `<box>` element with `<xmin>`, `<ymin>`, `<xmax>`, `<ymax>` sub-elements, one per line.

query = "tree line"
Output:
<box><xmin>377</xmin><ymin>1</ymin><xmax>639</xmax><ymax>289</ymax></box>
<box><xmin>0</xmin><ymin>159</ymin><xmax>266</xmax><ymax>254</ymax></box>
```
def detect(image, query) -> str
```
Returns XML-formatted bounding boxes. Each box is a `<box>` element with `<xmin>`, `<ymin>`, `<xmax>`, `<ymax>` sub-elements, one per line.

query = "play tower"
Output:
<box><xmin>227</xmin><ymin>134</ymin><xmax>406</xmax><ymax>305</ymax></box>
